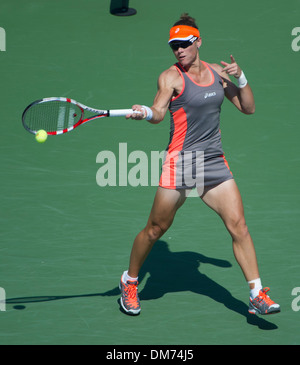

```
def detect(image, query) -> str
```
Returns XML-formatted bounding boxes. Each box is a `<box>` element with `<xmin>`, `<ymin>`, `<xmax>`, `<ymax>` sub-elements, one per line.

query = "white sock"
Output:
<box><xmin>122</xmin><ymin>270</ymin><xmax>138</xmax><ymax>283</ymax></box>
<box><xmin>248</xmin><ymin>278</ymin><xmax>262</xmax><ymax>299</ymax></box>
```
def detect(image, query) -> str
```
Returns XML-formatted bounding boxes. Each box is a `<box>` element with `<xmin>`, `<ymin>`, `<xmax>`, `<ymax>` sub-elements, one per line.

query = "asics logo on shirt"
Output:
<box><xmin>204</xmin><ymin>92</ymin><xmax>216</xmax><ymax>99</ymax></box>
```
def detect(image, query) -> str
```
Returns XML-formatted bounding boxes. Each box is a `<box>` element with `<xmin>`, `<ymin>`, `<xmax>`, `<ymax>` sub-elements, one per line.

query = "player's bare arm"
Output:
<box><xmin>127</xmin><ymin>66</ymin><xmax>181</xmax><ymax>124</ymax></box>
<box><xmin>210</xmin><ymin>55</ymin><xmax>255</xmax><ymax>115</ymax></box>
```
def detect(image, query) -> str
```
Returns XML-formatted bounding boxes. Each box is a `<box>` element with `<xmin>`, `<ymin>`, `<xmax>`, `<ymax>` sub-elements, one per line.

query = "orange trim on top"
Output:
<box><xmin>177</xmin><ymin>61</ymin><xmax>215</xmax><ymax>87</ymax></box>
<box><xmin>160</xmin><ymin>107</ymin><xmax>188</xmax><ymax>189</ymax></box>
<box><xmin>170</xmin><ymin>64</ymin><xmax>185</xmax><ymax>102</ymax></box>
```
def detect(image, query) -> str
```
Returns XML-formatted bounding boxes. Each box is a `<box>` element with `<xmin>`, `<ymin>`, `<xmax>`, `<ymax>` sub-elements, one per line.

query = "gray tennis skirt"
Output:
<box><xmin>159</xmin><ymin>149</ymin><xmax>233</xmax><ymax>192</ymax></box>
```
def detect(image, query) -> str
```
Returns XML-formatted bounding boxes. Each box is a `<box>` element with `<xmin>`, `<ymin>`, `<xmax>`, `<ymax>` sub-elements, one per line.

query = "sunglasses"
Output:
<box><xmin>169</xmin><ymin>36</ymin><xmax>198</xmax><ymax>51</ymax></box>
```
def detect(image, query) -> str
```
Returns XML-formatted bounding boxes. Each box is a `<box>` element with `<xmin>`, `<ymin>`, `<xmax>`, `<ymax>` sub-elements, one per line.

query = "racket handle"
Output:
<box><xmin>109</xmin><ymin>109</ymin><xmax>142</xmax><ymax>117</ymax></box>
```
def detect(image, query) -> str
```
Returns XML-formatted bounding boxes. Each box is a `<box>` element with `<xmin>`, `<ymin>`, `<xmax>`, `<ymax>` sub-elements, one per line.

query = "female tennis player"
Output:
<box><xmin>119</xmin><ymin>14</ymin><xmax>280</xmax><ymax>316</ymax></box>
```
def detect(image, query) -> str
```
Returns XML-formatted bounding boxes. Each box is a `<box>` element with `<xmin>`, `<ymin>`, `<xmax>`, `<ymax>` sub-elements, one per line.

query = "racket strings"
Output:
<box><xmin>23</xmin><ymin>101</ymin><xmax>82</xmax><ymax>133</ymax></box>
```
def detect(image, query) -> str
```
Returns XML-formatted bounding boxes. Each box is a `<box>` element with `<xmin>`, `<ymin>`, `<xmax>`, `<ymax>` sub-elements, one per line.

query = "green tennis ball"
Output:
<box><xmin>35</xmin><ymin>130</ymin><xmax>48</xmax><ymax>143</ymax></box>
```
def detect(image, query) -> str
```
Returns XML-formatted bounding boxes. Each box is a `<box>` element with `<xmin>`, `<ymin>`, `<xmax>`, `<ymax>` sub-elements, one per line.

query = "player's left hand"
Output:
<box><xmin>220</xmin><ymin>55</ymin><xmax>242</xmax><ymax>78</ymax></box>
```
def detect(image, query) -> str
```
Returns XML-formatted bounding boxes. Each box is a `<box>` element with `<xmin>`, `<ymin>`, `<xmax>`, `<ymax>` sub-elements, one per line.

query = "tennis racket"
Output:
<box><xmin>22</xmin><ymin>97</ymin><xmax>141</xmax><ymax>135</ymax></box>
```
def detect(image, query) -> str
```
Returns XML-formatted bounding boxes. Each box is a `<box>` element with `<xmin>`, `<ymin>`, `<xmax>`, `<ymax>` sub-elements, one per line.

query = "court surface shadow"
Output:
<box><xmin>6</xmin><ymin>240</ymin><xmax>277</xmax><ymax>330</ymax></box>
<box><xmin>138</xmin><ymin>240</ymin><xmax>277</xmax><ymax>330</ymax></box>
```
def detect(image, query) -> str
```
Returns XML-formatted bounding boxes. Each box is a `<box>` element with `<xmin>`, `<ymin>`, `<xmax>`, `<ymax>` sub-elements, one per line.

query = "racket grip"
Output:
<box><xmin>109</xmin><ymin>109</ymin><xmax>142</xmax><ymax>117</ymax></box>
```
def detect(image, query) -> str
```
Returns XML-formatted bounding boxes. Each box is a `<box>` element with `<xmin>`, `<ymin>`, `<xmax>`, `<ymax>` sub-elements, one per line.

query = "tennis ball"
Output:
<box><xmin>35</xmin><ymin>129</ymin><xmax>48</xmax><ymax>143</ymax></box>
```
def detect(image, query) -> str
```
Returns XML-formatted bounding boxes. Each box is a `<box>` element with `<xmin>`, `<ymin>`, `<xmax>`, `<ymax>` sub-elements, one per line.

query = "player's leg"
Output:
<box><xmin>120</xmin><ymin>186</ymin><xmax>187</xmax><ymax>314</ymax></box>
<box><xmin>129</xmin><ymin>186</ymin><xmax>187</xmax><ymax>278</ymax></box>
<box><xmin>201</xmin><ymin>179</ymin><xmax>280</xmax><ymax>314</ymax></box>
<box><xmin>201</xmin><ymin>179</ymin><xmax>259</xmax><ymax>281</ymax></box>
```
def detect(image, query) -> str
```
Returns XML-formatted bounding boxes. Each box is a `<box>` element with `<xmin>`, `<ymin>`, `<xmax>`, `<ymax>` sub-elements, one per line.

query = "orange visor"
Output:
<box><xmin>168</xmin><ymin>25</ymin><xmax>200</xmax><ymax>43</ymax></box>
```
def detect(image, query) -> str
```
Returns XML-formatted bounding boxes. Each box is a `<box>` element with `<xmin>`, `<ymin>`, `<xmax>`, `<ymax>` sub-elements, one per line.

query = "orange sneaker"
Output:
<box><xmin>119</xmin><ymin>275</ymin><xmax>141</xmax><ymax>315</ymax></box>
<box><xmin>248</xmin><ymin>287</ymin><xmax>280</xmax><ymax>315</ymax></box>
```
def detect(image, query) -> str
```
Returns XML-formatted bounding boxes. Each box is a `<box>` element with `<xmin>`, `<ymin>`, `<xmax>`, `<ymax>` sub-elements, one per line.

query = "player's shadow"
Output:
<box><xmin>137</xmin><ymin>240</ymin><xmax>277</xmax><ymax>330</ymax></box>
<box><xmin>6</xmin><ymin>240</ymin><xmax>277</xmax><ymax>330</ymax></box>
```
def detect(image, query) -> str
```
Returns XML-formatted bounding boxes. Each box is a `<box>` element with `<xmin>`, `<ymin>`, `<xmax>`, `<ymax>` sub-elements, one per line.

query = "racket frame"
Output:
<box><xmin>22</xmin><ymin>97</ymin><xmax>139</xmax><ymax>135</ymax></box>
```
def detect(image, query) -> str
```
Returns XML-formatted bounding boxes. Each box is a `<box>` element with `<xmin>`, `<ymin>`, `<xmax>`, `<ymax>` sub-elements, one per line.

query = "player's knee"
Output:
<box><xmin>227</xmin><ymin>215</ymin><xmax>249</xmax><ymax>240</ymax></box>
<box><xmin>147</xmin><ymin>222</ymin><xmax>170</xmax><ymax>242</ymax></box>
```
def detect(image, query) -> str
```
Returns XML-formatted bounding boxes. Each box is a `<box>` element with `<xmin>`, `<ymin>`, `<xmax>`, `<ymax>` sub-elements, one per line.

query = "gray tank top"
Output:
<box><xmin>167</xmin><ymin>61</ymin><xmax>225</xmax><ymax>159</ymax></box>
